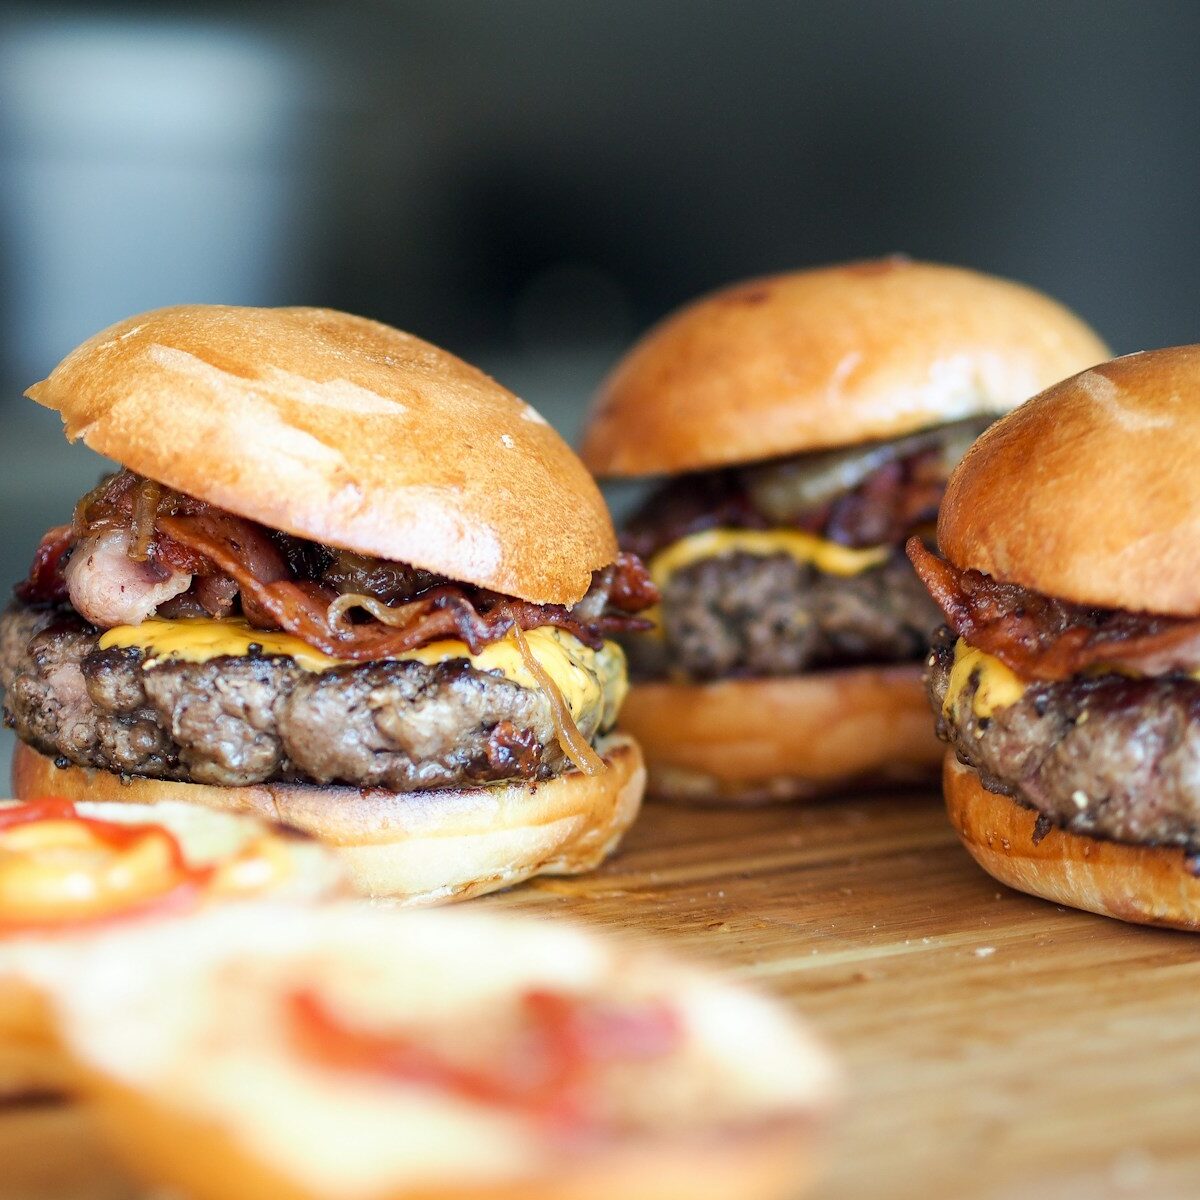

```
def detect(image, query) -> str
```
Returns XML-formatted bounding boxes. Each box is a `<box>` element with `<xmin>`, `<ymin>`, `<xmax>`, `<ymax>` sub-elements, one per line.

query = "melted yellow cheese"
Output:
<box><xmin>100</xmin><ymin>618</ymin><xmax>343</xmax><ymax>673</ymax></box>
<box><xmin>99</xmin><ymin>618</ymin><xmax>626</xmax><ymax>730</ymax></box>
<box><xmin>942</xmin><ymin>638</ymin><xmax>1028</xmax><ymax>719</ymax></box>
<box><xmin>647</xmin><ymin>527</ymin><xmax>889</xmax><ymax>591</ymax></box>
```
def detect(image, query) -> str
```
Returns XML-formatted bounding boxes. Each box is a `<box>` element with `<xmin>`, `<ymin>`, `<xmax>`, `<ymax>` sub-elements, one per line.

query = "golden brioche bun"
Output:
<box><xmin>12</xmin><ymin>736</ymin><xmax>644</xmax><ymax>904</ymax></box>
<box><xmin>939</xmin><ymin>345</ymin><xmax>1200</xmax><ymax>615</ymax></box>
<box><xmin>581</xmin><ymin>258</ymin><xmax>1108</xmax><ymax>477</ymax></box>
<box><xmin>944</xmin><ymin>755</ymin><xmax>1200</xmax><ymax>930</ymax></box>
<box><xmin>617</xmin><ymin>666</ymin><xmax>942</xmax><ymax>803</ymax></box>
<box><xmin>0</xmin><ymin>1099</ymin><xmax>136</xmax><ymax>1200</ymax></box>
<box><xmin>27</xmin><ymin>305</ymin><xmax>615</xmax><ymax>606</ymax></box>
<box><xmin>23</xmin><ymin>903</ymin><xmax>838</xmax><ymax>1200</ymax></box>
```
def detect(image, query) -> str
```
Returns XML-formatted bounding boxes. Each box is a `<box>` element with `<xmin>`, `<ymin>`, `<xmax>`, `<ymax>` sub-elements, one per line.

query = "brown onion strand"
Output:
<box><xmin>505</xmin><ymin>610</ymin><xmax>605</xmax><ymax>777</ymax></box>
<box><xmin>129</xmin><ymin>478</ymin><xmax>162</xmax><ymax>562</ymax></box>
<box><xmin>326</xmin><ymin>592</ymin><xmax>433</xmax><ymax>635</ymax></box>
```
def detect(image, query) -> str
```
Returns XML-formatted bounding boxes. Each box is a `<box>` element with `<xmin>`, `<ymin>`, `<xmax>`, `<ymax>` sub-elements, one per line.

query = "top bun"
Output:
<box><xmin>581</xmin><ymin>258</ymin><xmax>1108</xmax><ymax>477</ymax></box>
<box><xmin>938</xmin><ymin>345</ymin><xmax>1200</xmax><ymax>616</ymax></box>
<box><xmin>28</xmin><ymin>306</ymin><xmax>616</xmax><ymax>606</ymax></box>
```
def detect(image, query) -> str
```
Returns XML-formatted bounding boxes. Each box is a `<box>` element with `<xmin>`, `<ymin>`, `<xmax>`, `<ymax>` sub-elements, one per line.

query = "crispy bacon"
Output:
<box><xmin>907</xmin><ymin>538</ymin><xmax>1200</xmax><ymax>680</ymax></box>
<box><xmin>14</xmin><ymin>525</ymin><xmax>74</xmax><ymax>604</ymax></box>
<box><xmin>18</xmin><ymin>469</ymin><xmax>656</xmax><ymax>659</ymax></box>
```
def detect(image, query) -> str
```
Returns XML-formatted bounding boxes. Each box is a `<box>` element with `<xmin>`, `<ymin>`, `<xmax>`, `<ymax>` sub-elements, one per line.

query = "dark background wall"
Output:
<box><xmin>0</xmin><ymin>0</ymin><xmax>1198</xmax><ymax>773</ymax></box>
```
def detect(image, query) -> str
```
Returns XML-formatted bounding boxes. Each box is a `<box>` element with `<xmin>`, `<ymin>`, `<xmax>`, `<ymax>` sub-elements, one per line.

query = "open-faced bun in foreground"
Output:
<box><xmin>14</xmin><ymin>902</ymin><xmax>839</xmax><ymax>1200</ymax></box>
<box><xmin>579</xmin><ymin>259</ymin><xmax>1108</xmax><ymax>802</ymax></box>
<box><xmin>910</xmin><ymin>347</ymin><xmax>1200</xmax><ymax>928</ymax></box>
<box><xmin>4</xmin><ymin>305</ymin><xmax>657</xmax><ymax>901</ymax></box>
<box><xmin>0</xmin><ymin>793</ymin><xmax>345</xmax><ymax>1097</ymax></box>
<box><xmin>12</xmin><ymin>736</ymin><xmax>643</xmax><ymax>904</ymax></box>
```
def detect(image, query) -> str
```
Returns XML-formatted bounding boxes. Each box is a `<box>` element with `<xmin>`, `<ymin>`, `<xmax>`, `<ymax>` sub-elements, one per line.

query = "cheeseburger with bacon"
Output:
<box><xmin>0</xmin><ymin>306</ymin><xmax>655</xmax><ymax>901</ymax></box>
<box><xmin>581</xmin><ymin>259</ymin><xmax>1107</xmax><ymax>802</ymax></box>
<box><xmin>911</xmin><ymin>346</ymin><xmax>1200</xmax><ymax>929</ymax></box>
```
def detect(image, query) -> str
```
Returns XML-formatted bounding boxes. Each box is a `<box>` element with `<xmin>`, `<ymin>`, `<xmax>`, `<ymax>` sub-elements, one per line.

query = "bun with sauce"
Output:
<box><xmin>8</xmin><ymin>902</ymin><xmax>839</xmax><ymax>1200</ymax></box>
<box><xmin>1</xmin><ymin>306</ymin><xmax>655</xmax><ymax>900</ymax></box>
<box><xmin>0</xmin><ymin>796</ymin><xmax>344</xmax><ymax>1097</ymax></box>
<box><xmin>581</xmin><ymin>259</ymin><xmax>1108</xmax><ymax>802</ymax></box>
<box><xmin>911</xmin><ymin>346</ymin><xmax>1200</xmax><ymax>929</ymax></box>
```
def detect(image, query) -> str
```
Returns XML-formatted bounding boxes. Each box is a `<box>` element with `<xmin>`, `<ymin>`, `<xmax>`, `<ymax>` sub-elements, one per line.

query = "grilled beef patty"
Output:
<box><xmin>628</xmin><ymin>551</ymin><xmax>939</xmax><ymax>681</ymax></box>
<box><xmin>928</xmin><ymin>626</ymin><xmax>1200</xmax><ymax>849</ymax></box>
<box><xmin>0</xmin><ymin>603</ymin><xmax>601</xmax><ymax>791</ymax></box>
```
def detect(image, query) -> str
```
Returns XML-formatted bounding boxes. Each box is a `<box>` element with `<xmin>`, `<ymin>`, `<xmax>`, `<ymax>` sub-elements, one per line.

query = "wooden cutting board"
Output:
<box><xmin>480</xmin><ymin>790</ymin><xmax>1200</xmax><ymax>1200</ymax></box>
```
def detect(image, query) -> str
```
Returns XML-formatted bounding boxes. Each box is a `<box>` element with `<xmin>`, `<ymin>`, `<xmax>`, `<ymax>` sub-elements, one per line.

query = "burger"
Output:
<box><xmin>910</xmin><ymin>345</ymin><xmax>1200</xmax><ymax>930</ymax></box>
<box><xmin>1</xmin><ymin>305</ymin><xmax>656</xmax><ymax>902</ymax></box>
<box><xmin>580</xmin><ymin>258</ymin><xmax>1107</xmax><ymax>802</ymax></box>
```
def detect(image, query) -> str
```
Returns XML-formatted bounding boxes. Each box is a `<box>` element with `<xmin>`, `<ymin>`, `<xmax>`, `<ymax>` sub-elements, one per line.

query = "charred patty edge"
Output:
<box><xmin>927</xmin><ymin>626</ymin><xmax>1200</xmax><ymax>856</ymax></box>
<box><xmin>1</xmin><ymin>602</ymin><xmax>605</xmax><ymax>793</ymax></box>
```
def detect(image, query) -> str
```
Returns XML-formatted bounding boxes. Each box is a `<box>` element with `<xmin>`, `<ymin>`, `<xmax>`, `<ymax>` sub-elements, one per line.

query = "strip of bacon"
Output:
<box><xmin>158</xmin><ymin>513</ymin><xmax>650</xmax><ymax>660</ymax></box>
<box><xmin>18</xmin><ymin>469</ymin><xmax>657</xmax><ymax>658</ymax></box>
<box><xmin>907</xmin><ymin>537</ymin><xmax>1200</xmax><ymax>680</ymax></box>
<box><xmin>14</xmin><ymin>525</ymin><xmax>74</xmax><ymax>604</ymax></box>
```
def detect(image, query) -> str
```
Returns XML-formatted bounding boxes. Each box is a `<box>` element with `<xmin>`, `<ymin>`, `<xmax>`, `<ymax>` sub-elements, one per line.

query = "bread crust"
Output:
<box><xmin>88</xmin><ymin>1081</ymin><xmax>825</xmax><ymax>1200</ymax></box>
<box><xmin>616</xmin><ymin>666</ymin><xmax>942</xmax><ymax>803</ymax></box>
<box><xmin>581</xmin><ymin>259</ymin><xmax>1108</xmax><ymax>477</ymax></box>
<box><xmin>939</xmin><ymin>345</ymin><xmax>1200</xmax><ymax>615</ymax></box>
<box><xmin>27</xmin><ymin>903</ymin><xmax>837</xmax><ymax>1200</ymax></box>
<box><xmin>944</xmin><ymin>755</ymin><xmax>1200</xmax><ymax>930</ymax></box>
<box><xmin>12</xmin><ymin>736</ymin><xmax>645</xmax><ymax>904</ymax></box>
<box><xmin>27</xmin><ymin>305</ymin><xmax>616</xmax><ymax>606</ymax></box>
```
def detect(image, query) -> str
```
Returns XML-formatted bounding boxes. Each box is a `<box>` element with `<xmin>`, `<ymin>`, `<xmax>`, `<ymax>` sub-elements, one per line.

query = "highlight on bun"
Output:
<box><xmin>582</xmin><ymin>259</ymin><xmax>1109</xmax><ymax>478</ymax></box>
<box><xmin>943</xmin><ymin>755</ymin><xmax>1200</xmax><ymax>931</ymax></box>
<box><xmin>28</xmin><ymin>304</ymin><xmax>616</xmax><ymax>605</ymax></box>
<box><xmin>938</xmin><ymin>345</ymin><xmax>1200</xmax><ymax>616</ymax></box>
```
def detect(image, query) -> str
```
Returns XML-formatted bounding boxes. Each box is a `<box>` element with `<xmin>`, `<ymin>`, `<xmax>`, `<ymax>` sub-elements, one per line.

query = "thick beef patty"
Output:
<box><xmin>629</xmin><ymin>551</ymin><xmax>938</xmax><ymax>681</ymax></box>
<box><xmin>0</xmin><ymin>604</ymin><xmax>597</xmax><ymax>791</ymax></box>
<box><xmin>929</xmin><ymin>627</ymin><xmax>1200</xmax><ymax>849</ymax></box>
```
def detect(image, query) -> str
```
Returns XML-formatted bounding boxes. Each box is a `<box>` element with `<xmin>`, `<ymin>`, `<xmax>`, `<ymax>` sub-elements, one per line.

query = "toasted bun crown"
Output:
<box><xmin>939</xmin><ymin>345</ymin><xmax>1200</xmax><ymax>616</ymax></box>
<box><xmin>581</xmin><ymin>259</ymin><xmax>1108</xmax><ymax>477</ymax></box>
<box><xmin>28</xmin><ymin>306</ymin><xmax>616</xmax><ymax>605</ymax></box>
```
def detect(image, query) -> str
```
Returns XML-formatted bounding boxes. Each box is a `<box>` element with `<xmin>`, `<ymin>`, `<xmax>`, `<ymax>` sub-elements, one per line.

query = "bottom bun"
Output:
<box><xmin>0</xmin><ymin>1098</ymin><xmax>136</xmax><ymax>1200</ymax></box>
<box><xmin>617</xmin><ymin>666</ymin><xmax>942</xmax><ymax>804</ymax></box>
<box><xmin>944</xmin><ymin>755</ymin><xmax>1200</xmax><ymax>930</ymax></box>
<box><xmin>11</xmin><ymin>736</ymin><xmax>644</xmax><ymax>905</ymax></box>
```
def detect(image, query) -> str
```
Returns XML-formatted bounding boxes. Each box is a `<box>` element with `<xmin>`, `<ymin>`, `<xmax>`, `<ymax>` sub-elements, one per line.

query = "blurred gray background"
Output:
<box><xmin>1</xmin><ymin>0</ymin><xmax>1199</xmax><ymax>781</ymax></box>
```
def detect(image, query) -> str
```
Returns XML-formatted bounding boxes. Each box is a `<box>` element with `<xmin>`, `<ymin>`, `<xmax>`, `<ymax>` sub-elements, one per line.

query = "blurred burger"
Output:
<box><xmin>910</xmin><ymin>345</ymin><xmax>1200</xmax><ymax>930</ymax></box>
<box><xmin>1</xmin><ymin>306</ymin><xmax>656</xmax><ymax>901</ymax></box>
<box><xmin>580</xmin><ymin>258</ymin><xmax>1108</xmax><ymax>803</ymax></box>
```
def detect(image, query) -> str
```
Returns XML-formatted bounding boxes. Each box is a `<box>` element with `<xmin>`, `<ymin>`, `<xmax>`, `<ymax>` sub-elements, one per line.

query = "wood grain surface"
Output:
<box><xmin>480</xmin><ymin>791</ymin><xmax>1200</xmax><ymax>1200</ymax></box>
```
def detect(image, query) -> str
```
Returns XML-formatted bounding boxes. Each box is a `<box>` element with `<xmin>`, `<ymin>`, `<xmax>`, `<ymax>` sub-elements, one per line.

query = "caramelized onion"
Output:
<box><xmin>129</xmin><ymin>478</ymin><xmax>162</xmax><ymax>562</ymax></box>
<box><xmin>908</xmin><ymin>538</ymin><xmax>1200</xmax><ymax>680</ymax></box>
<box><xmin>326</xmin><ymin>592</ymin><xmax>432</xmax><ymax>635</ymax></box>
<box><xmin>505</xmin><ymin>610</ymin><xmax>605</xmax><ymax>776</ymax></box>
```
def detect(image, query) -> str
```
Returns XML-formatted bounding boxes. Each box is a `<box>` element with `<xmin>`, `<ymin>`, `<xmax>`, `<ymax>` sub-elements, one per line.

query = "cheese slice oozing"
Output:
<box><xmin>942</xmin><ymin>638</ymin><xmax>1028</xmax><ymax>719</ymax></box>
<box><xmin>99</xmin><ymin>618</ymin><xmax>627</xmax><ymax>730</ymax></box>
<box><xmin>647</xmin><ymin>527</ymin><xmax>889</xmax><ymax>591</ymax></box>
